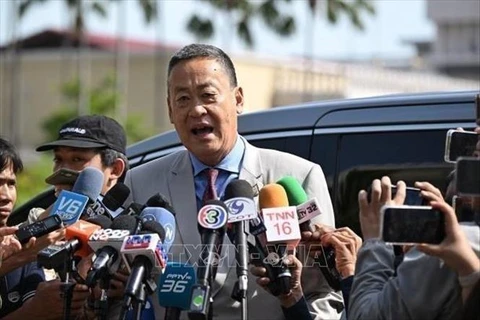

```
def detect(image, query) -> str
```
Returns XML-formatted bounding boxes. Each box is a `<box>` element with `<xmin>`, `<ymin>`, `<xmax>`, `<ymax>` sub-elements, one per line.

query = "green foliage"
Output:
<box><xmin>15</xmin><ymin>156</ymin><xmax>52</xmax><ymax>208</ymax></box>
<box><xmin>42</xmin><ymin>75</ymin><xmax>154</xmax><ymax>144</ymax></box>
<box><xmin>187</xmin><ymin>0</ymin><xmax>375</xmax><ymax>47</ymax></box>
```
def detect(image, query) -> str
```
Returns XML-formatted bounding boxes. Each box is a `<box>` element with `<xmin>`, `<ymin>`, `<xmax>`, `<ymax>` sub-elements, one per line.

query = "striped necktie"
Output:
<box><xmin>202</xmin><ymin>168</ymin><xmax>219</xmax><ymax>203</ymax></box>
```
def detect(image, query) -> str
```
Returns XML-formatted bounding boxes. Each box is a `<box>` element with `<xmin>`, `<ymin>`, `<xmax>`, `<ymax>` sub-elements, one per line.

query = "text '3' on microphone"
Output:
<box><xmin>50</xmin><ymin>167</ymin><xmax>104</xmax><ymax>226</ymax></box>
<box><xmin>188</xmin><ymin>200</ymin><xmax>229</xmax><ymax>319</ymax></box>
<box><xmin>259</xmin><ymin>183</ymin><xmax>301</xmax><ymax>295</ymax></box>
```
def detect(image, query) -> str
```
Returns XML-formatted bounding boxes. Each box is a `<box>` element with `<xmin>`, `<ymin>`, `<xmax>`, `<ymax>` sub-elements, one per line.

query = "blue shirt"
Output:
<box><xmin>189</xmin><ymin>135</ymin><xmax>246</xmax><ymax>210</ymax></box>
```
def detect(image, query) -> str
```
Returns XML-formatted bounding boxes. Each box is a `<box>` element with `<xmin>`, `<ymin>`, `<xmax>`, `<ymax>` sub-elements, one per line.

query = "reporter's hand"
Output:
<box><xmin>321</xmin><ymin>228</ymin><xmax>362</xmax><ymax>278</ymax></box>
<box><xmin>358</xmin><ymin>176</ymin><xmax>406</xmax><ymax>240</ymax></box>
<box><xmin>417</xmin><ymin>201</ymin><xmax>480</xmax><ymax>277</ymax></box>
<box><xmin>415</xmin><ymin>181</ymin><xmax>445</xmax><ymax>204</ymax></box>
<box><xmin>250</xmin><ymin>254</ymin><xmax>303</xmax><ymax>308</ymax></box>
<box><xmin>0</xmin><ymin>234</ymin><xmax>22</xmax><ymax>264</ymax></box>
<box><xmin>21</xmin><ymin>228</ymin><xmax>66</xmax><ymax>262</ymax></box>
<box><xmin>107</xmin><ymin>269</ymin><xmax>129</xmax><ymax>299</ymax></box>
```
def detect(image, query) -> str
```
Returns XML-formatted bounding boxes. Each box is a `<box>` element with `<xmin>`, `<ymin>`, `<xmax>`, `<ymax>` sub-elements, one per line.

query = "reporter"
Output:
<box><xmin>250</xmin><ymin>254</ymin><xmax>311</xmax><ymax>320</ymax></box>
<box><xmin>417</xmin><ymin>201</ymin><xmax>480</xmax><ymax>302</ymax></box>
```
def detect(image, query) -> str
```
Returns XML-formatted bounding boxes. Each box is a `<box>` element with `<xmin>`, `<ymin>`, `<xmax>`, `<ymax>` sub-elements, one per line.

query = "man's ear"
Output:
<box><xmin>109</xmin><ymin>158</ymin><xmax>126</xmax><ymax>181</ymax></box>
<box><xmin>167</xmin><ymin>97</ymin><xmax>174</xmax><ymax>124</ymax></box>
<box><xmin>235</xmin><ymin>87</ymin><xmax>244</xmax><ymax>115</ymax></box>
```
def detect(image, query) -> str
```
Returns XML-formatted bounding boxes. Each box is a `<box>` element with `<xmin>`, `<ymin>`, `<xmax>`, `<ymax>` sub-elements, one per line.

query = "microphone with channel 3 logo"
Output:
<box><xmin>188</xmin><ymin>200</ymin><xmax>229</xmax><ymax>320</ymax></box>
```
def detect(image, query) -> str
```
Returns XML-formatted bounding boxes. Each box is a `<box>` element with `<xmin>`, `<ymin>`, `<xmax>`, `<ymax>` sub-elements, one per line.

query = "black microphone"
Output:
<box><xmin>188</xmin><ymin>200</ymin><xmax>229</xmax><ymax>319</ymax></box>
<box><xmin>85</xmin><ymin>182</ymin><xmax>130</xmax><ymax>219</ymax></box>
<box><xmin>224</xmin><ymin>180</ymin><xmax>256</xmax><ymax>305</ymax></box>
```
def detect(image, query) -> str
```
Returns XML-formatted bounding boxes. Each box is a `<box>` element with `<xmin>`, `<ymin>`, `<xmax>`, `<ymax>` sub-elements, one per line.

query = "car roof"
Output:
<box><xmin>127</xmin><ymin>90</ymin><xmax>478</xmax><ymax>159</ymax></box>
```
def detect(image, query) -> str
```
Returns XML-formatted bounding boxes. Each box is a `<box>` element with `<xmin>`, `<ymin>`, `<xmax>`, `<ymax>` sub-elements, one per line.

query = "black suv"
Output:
<box><xmin>10</xmin><ymin>90</ymin><xmax>479</xmax><ymax>234</ymax></box>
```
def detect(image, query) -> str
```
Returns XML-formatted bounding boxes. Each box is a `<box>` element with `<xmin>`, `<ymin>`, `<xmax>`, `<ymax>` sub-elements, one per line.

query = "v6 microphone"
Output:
<box><xmin>188</xmin><ymin>200</ymin><xmax>229</xmax><ymax>319</ymax></box>
<box><xmin>50</xmin><ymin>167</ymin><xmax>104</xmax><ymax>225</ymax></box>
<box><xmin>277</xmin><ymin>176</ymin><xmax>341</xmax><ymax>291</ymax></box>
<box><xmin>158</xmin><ymin>262</ymin><xmax>197</xmax><ymax>320</ymax></box>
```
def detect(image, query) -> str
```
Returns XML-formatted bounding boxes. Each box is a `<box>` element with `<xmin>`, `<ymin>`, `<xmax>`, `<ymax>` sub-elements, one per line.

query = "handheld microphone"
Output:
<box><xmin>277</xmin><ymin>176</ymin><xmax>341</xmax><ymax>291</ymax></box>
<box><xmin>259</xmin><ymin>184</ymin><xmax>301</xmax><ymax>296</ymax></box>
<box><xmin>86</xmin><ymin>215</ymin><xmax>138</xmax><ymax>288</ymax></box>
<box><xmin>141</xmin><ymin>207</ymin><xmax>176</xmax><ymax>253</ymax></box>
<box><xmin>188</xmin><ymin>200</ymin><xmax>229</xmax><ymax>318</ymax></box>
<box><xmin>85</xmin><ymin>182</ymin><xmax>130</xmax><ymax>219</ymax></box>
<box><xmin>50</xmin><ymin>167</ymin><xmax>104</xmax><ymax>225</ymax></box>
<box><xmin>224</xmin><ymin>180</ymin><xmax>256</xmax><ymax>303</ymax></box>
<box><xmin>158</xmin><ymin>262</ymin><xmax>197</xmax><ymax>320</ymax></box>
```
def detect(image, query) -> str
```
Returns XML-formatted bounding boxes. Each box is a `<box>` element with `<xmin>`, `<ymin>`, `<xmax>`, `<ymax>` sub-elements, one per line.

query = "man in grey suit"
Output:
<box><xmin>124</xmin><ymin>44</ymin><xmax>343</xmax><ymax>319</ymax></box>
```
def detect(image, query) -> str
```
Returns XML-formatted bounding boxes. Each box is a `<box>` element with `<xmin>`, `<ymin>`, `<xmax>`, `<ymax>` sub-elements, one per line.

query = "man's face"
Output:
<box><xmin>167</xmin><ymin>58</ymin><xmax>244</xmax><ymax>166</ymax></box>
<box><xmin>53</xmin><ymin>147</ymin><xmax>113</xmax><ymax>194</ymax></box>
<box><xmin>0</xmin><ymin>162</ymin><xmax>17</xmax><ymax>227</ymax></box>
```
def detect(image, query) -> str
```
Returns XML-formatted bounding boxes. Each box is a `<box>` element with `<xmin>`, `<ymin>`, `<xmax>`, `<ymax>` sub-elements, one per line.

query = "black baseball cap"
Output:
<box><xmin>36</xmin><ymin>115</ymin><xmax>126</xmax><ymax>154</ymax></box>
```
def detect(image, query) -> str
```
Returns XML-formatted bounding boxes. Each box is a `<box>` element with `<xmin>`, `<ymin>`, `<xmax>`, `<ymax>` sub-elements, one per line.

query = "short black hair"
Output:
<box><xmin>0</xmin><ymin>137</ymin><xmax>23</xmax><ymax>174</ymax></box>
<box><xmin>167</xmin><ymin>44</ymin><xmax>238</xmax><ymax>87</ymax></box>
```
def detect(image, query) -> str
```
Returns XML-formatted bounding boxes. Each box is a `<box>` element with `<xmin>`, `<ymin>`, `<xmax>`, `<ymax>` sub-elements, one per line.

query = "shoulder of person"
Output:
<box><xmin>252</xmin><ymin>144</ymin><xmax>318</xmax><ymax>174</ymax></box>
<box><xmin>129</xmin><ymin>149</ymin><xmax>187</xmax><ymax>175</ymax></box>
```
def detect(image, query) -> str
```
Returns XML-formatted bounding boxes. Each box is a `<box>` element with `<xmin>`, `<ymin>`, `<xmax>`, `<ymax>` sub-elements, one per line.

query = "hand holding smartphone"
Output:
<box><xmin>380</xmin><ymin>205</ymin><xmax>446</xmax><ymax>245</ymax></box>
<box><xmin>444</xmin><ymin>129</ymin><xmax>479</xmax><ymax>163</ymax></box>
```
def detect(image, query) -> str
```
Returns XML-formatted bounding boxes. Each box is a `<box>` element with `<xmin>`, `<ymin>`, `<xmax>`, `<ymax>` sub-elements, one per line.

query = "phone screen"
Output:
<box><xmin>445</xmin><ymin>130</ymin><xmax>478</xmax><ymax>163</ymax></box>
<box><xmin>456</xmin><ymin>157</ymin><xmax>480</xmax><ymax>196</ymax></box>
<box><xmin>381</xmin><ymin>205</ymin><xmax>445</xmax><ymax>245</ymax></box>
<box><xmin>367</xmin><ymin>186</ymin><xmax>425</xmax><ymax>206</ymax></box>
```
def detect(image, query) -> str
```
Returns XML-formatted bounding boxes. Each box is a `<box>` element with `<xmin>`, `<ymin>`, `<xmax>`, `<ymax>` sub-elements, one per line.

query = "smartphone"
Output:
<box><xmin>452</xmin><ymin>196</ymin><xmax>476</xmax><ymax>222</ymax></box>
<box><xmin>45</xmin><ymin>168</ymin><xmax>79</xmax><ymax>185</ymax></box>
<box><xmin>444</xmin><ymin>129</ymin><xmax>479</xmax><ymax>163</ymax></box>
<box><xmin>15</xmin><ymin>214</ymin><xmax>63</xmax><ymax>244</ymax></box>
<box><xmin>367</xmin><ymin>185</ymin><xmax>426</xmax><ymax>206</ymax></box>
<box><xmin>380</xmin><ymin>205</ymin><xmax>445</xmax><ymax>245</ymax></box>
<box><xmin>455</xmin><ymin>157</ymin><xmax>480</xmax><ymax>196</ymax></box>
<box><xmin>475</xmin><ymin>94</ymin><xmax>480</xmax><ymax>126</ymax></box>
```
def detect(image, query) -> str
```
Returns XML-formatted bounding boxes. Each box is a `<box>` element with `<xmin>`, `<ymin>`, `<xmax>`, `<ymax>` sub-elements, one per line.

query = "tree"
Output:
<box><xmin>187</xmin><ymin>0</ymin><xmax>375</xmax><ymax>47</ymax></box>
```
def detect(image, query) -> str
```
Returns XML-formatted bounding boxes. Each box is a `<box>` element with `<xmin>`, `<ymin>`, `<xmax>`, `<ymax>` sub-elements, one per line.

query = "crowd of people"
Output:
<box><xmin>0</xmin><ymin>43</ymin><xmax>478</xmax><ymax>320</ymax></box>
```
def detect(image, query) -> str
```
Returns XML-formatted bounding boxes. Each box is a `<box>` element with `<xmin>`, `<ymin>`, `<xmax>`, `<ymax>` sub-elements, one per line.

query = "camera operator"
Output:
<box><xmin>349</xmin><ymin>176</ymin><xmax>480</xmax><ymax>320</ymax></box>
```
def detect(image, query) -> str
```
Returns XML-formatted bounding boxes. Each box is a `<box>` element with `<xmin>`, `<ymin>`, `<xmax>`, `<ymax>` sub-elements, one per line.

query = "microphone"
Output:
<box><xmin>188</xmin><ymin>200</ymin><xmax>229</xmax><ymax>318</ymax></box>
<box><xmin>120</xmin><ymin>221</ymin><xmax>167</xmax><ymax>318</ymax></box>
<box><xmin>145</xmin><ymin>193</ymin><xmax>176</xmax><ymax>213</ymax></box>
<box><xmin>158</xmin><ymin>262</ymin><xmax>196</xmax><ymax>320</ymax></box>
<box><xmin>140</xmin><ymin>207</ymin><xmax>176</xmax><ymax>253</ymax></box>
<box><xmin>259</xmin><ymin>184</ymin><xmax>301</xmax><ymax>295</ymax></box>
<box><xmin>277</xmin><ymin>176</ymin><xmax>341</xmax><ymax>291</ymax></box>
<box><xmin>85</xmin><ymin>182</ymin><xmax>130</xmax><ymax>219</ymax></box>
<box><xmin>86</xmin><ymin>215</ymin><xmax>138</xmax><ymax>288</ymax></box>
<box><xmin>224</xmin><ymin>180</ymin><xmax>256</xmax><ymax>304</ymax></box>
<box><xmin>50</xmin><ymin>167</ymin><xmax>104</xmax><ymax>225</ymax></box>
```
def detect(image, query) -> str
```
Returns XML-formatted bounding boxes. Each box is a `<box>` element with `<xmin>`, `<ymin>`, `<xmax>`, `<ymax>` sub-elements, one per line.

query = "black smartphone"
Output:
<box><xmin>367</xmin><ymin>185</ymin><xmax>426</xmax><ymax>206</ymax></box>
<box><xmin>452</xmin><ymin>196</ymin><xmax>476</xmax><ymax>222</ymax></box>
<box><xmin>16</xmin><ymin>214</ymin><xmax>63</xmax><ymax>244</ymax></box>
<box><xmin>380</xmin><ymin>205</ymin><xmax>445</xmax><ymax>245</ymax></box>
<box><xmin>45</xmin><ymin>168</ymin><xmax>79</xmax><ymax>185</ymax></box>
<box><xmin>444</xmin><ymin>129</ymin><xmax>479</xmax><ymax>163</ymax></box>
<box><xmin>455</xmin><ymin>157</ymin><xmax>480</xmax><ymax>196</ymax></box>
<box><xmin>475</xmin><ymin>94</ymin><xmax>480</xmax><ymax>126</ymax></box>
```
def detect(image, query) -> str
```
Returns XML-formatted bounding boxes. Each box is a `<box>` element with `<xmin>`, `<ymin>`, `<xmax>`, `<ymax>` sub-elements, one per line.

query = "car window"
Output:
<box><xmin>249</xmin><ymin>135</ymin><xmax>311</xmax><ymax>160</ymax></box>
<box><xmin>309</xmin><ymin>134</ymin><xmax>339</xmax><ymax>199</ymax></box>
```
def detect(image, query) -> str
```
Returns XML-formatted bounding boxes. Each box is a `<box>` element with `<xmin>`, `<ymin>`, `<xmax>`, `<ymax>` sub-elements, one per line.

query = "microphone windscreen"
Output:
<box><xmin>142</xmin><ymin>221</ymin><xmax>166</xmax><ymax>242</ymax></box>
<box><xmin>86</xmin><ymin>215</ymin><xmax>112</xmax><ymax>229</ymax></box>
<box><xmin>111</xmin><ymin>215</ymin><xmax>138</xmax><ymax>233</ymax></box>
<box><xmin>72</xmin><ymin>167</ymin><xmax>104</xmax><ymax>202</ymax></box>
<box><xmin>145</xmin><ymin>193</ymin><xmax>176</xmax><ymax>215</ymax></box>
<box><xmin>103</xmin><ymin>183</ymin><xmax>130</xmax><ymax>211</ymax></box>
<box><xmin>276</xmin><ymin>176</ymin><xmax>308</xmax><ymax>206</ymax></box>
<box><xmin>224</xmin><ymin>180</ymin><xmax>254</xmax><ymax>200</ymax></box>
<box><xmin>259</xmin><ymin>184</ymin><xmax>289</xmax><ymax>209</ymax></box>
<box><xmin>65</xmin><ymin>220</ymin><xmax>101</xmax><ymax>257</ymax></box>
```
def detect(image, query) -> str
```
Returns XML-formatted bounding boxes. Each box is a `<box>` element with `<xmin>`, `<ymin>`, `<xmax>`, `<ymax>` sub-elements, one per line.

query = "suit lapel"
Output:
<box><xmin>239</xmin><ymin>139</ymin><xmax>264</xmax><ymax>195</ymax></box>
<box><xmin>167</xmin><ymin>151</ymin><xmax>200</xmax><ymax>262</ymax></box>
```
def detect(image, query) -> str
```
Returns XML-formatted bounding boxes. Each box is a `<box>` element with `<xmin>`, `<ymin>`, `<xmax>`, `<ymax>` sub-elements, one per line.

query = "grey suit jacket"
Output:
<box><xmin>348</xmin><ymin>222</ymin><xmax>480</xmax><ymax>320</ymax></box>
<box><xmin>124</xmin><ymin>138</ymin><xmax>343</xmax><ymax>320</ymax></box>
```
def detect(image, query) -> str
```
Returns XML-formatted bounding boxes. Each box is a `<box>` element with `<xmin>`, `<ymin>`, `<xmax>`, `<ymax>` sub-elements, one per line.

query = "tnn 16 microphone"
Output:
<box><xmin>50</xmin><ymin>167</ymin><xmax>104</xmax><ymax>225</ymax></box>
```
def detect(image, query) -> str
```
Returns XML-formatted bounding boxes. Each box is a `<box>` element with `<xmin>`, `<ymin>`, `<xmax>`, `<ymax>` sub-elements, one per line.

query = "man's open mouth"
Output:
<box><xmin>192</xmin><ymin>126</ymin><xmax>214</xmax><ymax>135</ymax></box>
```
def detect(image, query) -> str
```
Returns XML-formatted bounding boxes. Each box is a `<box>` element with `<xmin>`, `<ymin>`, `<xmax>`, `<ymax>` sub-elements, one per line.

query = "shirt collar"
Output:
<box><xmin>189</xmin><ymin>135</ymin><xmax>245</xmax><ymax>176</ymax></box>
